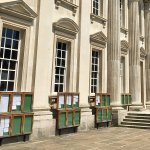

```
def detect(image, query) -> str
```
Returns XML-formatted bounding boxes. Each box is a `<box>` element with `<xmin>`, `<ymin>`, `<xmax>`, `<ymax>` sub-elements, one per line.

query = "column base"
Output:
<box><xmin>31</xmin><ymin>109</ymin><xmax>55</xmax><ymax>140</ymax></box>
<box><xmin>112</xmin><ymin>109</ymin><xmax>128</xmax><ymax>126</ymax></box>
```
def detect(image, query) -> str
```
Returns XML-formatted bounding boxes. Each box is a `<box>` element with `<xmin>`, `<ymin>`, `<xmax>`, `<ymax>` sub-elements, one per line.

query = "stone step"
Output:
<box><xmin>121</xmin><ymin>121</ymin><xmax>150</xmax><ymax>126</ymax></box>
<box><xmin>123</xmin><ymin>118</ymin><xmax>150</xmax><ymax>123</ymax></box>
<box><xmin>126</xmin><ymin>115</ymin><xmax>150</xmax><ymax>119</ymax></box>
<box><xmin>128</xmin><ymin>113</ymin><xmax>150</xmax><ymax>116</ymax></box>
<box><xmin>120</xmin><ymin>124</ymin><xmax>150</xmax><ymax>129</ymax></box>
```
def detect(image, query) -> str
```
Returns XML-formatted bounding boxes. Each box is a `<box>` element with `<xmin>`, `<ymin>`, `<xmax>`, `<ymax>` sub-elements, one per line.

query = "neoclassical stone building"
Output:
<box><xmin>0</xmin><ymin>0</ymin><xmax>150</xmax><ymax>139</ymax></box>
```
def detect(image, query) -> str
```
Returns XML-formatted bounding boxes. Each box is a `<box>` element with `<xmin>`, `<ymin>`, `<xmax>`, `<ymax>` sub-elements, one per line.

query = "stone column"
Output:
<box><xmin>128</xmin><ymin>0</ymin><xmax>141</xmax><ymax>105</ymax></box>
<box><xmin>107</xmin><ymin>0</ymin><xmax>121</xmax><ymax>106</ymax></box>
<box><xmin>145</xmin><ymin>2</ymin><xmax>150</xmax><ymax>105</ymax></box>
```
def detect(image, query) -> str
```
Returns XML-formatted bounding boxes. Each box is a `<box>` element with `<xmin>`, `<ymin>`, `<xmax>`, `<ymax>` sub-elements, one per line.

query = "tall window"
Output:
<box><xmin>120</xmin><ymin>0</ymin><xmax>125</xmax><ymax>27</ymax></box>
<box><xmin>54</xmin><ymin>41</ymin><xmax>69</xmax><ymax>92</ymax></box>
<box><xmin>92</xmin><ymin>0</ymin><xmax>103</xmax><ymax>16</ymax></box>
<box><xmin>91</xmin><ymin>50</ymin><xmax>102</xmax><ymax>93</ymax></box>
<box><xmin>0</xmin><ymin>27</ymin><xmax>20</xmax><ymax>91</ymax></box>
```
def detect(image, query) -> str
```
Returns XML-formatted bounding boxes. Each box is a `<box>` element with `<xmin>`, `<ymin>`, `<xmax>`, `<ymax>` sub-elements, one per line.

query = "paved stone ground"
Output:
<box><xmin>1</xmin><ymin>127</ymin><xmax>150</xmax><ymax>150</ymax></box>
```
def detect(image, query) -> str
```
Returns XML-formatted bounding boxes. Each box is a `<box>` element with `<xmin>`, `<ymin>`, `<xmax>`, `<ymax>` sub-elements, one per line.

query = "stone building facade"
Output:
<box><xmin>0</xmin><ymin>0</ymin><xmax>150</xmax><ymax>139</ymax></box>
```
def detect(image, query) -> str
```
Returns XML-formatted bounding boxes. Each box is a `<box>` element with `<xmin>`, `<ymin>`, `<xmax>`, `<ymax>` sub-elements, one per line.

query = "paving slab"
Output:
<box><xmin>1</xmin><ymin>127</ymin><xmax>150</xmax><ymax>150</ymax></box>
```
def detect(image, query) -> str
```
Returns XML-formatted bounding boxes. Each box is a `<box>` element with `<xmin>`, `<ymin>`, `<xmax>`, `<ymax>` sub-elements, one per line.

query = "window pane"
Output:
<box><xmin>13</xmin><ymin>31</ymin><xmax>19</xmax><ymax>40</ymax></box>
<box><xmin>6</xmin><ymin>28</ymin><xmax>13</xmax><ymax>38</ymax></box>
<box><xmin>4</xmin><ymin>49</ymin><xmax>11</xmax><ymax>59</ymax></box>
<box><xmin>54</xmin><ymin>84</ymin><xmax>58</xmax><ymax>92</ymax></box>
<box><xmin>2</xmin><ymin>60</ymin><xmax>9</xmax><ymax>69</ymax></box>
<box><xmin>57</xmin><ymin>42</ymin><xmax>62</xmax><ymax>49</ymax></box>
<box><xmin>5</xmin><ymin>39</ymin><xmax>12</xmax><ymax>48</ymax></box>
<box><xmin>9</xmin><ymin>71</ymin><xmax>15</xmax><ymax>80</ymax></box>
<box><xmin>0</xmin><ymin>48</ymin><xmax>4</xmax><ymax>58</ymax></box>
<box><xmin>1</xmin><ymin>38</ymin><xmax>5</xmax><ymax>47</ymax></box>
<box><xmin>12</xmin><ymin>40</ymin><xmax>19</xmax><ymax>49</ymax></box>
<box><xmin>11</xmin><ymin>51</ymin><xmax>18</xmax><ymax>60</ymax></box>
<box><xmin>8</xmin><ymin>82</ymin><xmax>14</xmax><ymax>91</ymax></box>
<box><xmin>0</xmin><ymin>81</ymin><xmax>7</xmax><ymax>91</ymax></box>
<box><xmin>9</xmin><ymin>61</ymin><xmax>16</xmax><ymax>70</ymax></box>
<box><xmin>59</xmin><ymin>84</ymin><xmax>63</xmax><ymax>92</ymax></box>
<box><xmin>2</xmin><ymin>28</ymin><xmax>6</xmax><ymax>37</ymax></box>
<box><xmin>62</xmin><ymin>43</ymin><xmax>66</xmax><ymax>50</ymax></box>
<box><xmin>1</xmin><ymin>70</ymin><xmax>8</xmax><ymax>80</ymax></box>
<box><xmin>55</xmin><ymin>75</ymin><xmax>59</xmax><ymax>83</ymax></box>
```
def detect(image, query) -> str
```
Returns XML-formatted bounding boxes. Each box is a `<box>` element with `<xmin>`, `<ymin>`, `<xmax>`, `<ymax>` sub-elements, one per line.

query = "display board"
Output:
<box><xmin>0</xmin><ymin>116</ymin><xmax>10</xmax><ymax>137</ymax></box>
<box><xmin>23</xmin><ymin>94</ymin><xmax>33</xmax><ymax>112</ymax></box>
<box><xmin>58</xmin><ymin>109</ymin><xmax>81</xmax><ymax>129</ymax></box>
<box><xmin>95</xmin><ymin>93</ymin><xmax>111</xmax><ymax>107</ymax></box>
<box><xmin>0</xmin><ymin>92</ymin><xmax>34</xmax><ymax>140</ymax></box>
<box><xmin>57</xmin><ymin>92</ymin><xmax>79</xmax><ymax>109</ymax></box>
<box><xmin>121</xmin><ymin>94</ymin><xmax>132</xmax><ymax>105</ymax></box>
<box><xmin>0</xmin><ymin>95</ymin><xmax>10</xmax><ymax>113</ymax></box>
<box><xmin>96</xmin><ymin>108</ymin><xmax>112</xmax><ymax>123</ymax></box>
<box><xmin>24</xmin><ymin>115</ymin><xmax>33</xmax><ymax>134</ymax></box>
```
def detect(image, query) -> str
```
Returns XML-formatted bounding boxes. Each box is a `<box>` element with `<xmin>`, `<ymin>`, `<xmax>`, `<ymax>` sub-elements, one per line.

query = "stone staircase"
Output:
<box><xmin>120</xmin><ymin>111</ymin><xmax>150</xmax><ymax>129</ymax></box>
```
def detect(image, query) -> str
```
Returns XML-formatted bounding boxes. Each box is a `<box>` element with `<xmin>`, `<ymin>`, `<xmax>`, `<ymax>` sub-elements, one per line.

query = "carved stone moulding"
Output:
<box><xmin>53</xmin><ymin>18</ymin><xmax>79</xmax><ymax>39</ymax></box>
<box><xmin>90</xmin><ymin>31</ymin><xmax>107</xmax><ymax>48</ymax></box>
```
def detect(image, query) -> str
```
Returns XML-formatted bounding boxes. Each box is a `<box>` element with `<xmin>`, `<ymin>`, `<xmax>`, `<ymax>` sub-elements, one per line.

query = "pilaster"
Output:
<box><xmin>144</xmin><ymin>2</ymin><xmax>150</xmax><ymax>104</ymax></box>
<box><xmin>107</xmin><ymin>0</ymin><xmax>121</xmax><ymax>106</ymax></box>
<box><xmin>128</xmin><ymin>0</ymin><xmax>141</xmax><ymax>105</ymax></box>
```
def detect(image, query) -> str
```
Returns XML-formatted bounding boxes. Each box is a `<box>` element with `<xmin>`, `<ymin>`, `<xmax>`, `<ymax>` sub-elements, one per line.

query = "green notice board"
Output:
<box><xmin>106</xmin><ymin>96</ymin><xmax>110</xmax><ymax>106</ymax></box>
<box><xmin>97</xmin><ymin>110</ymin><xmax>102</xmax><ymax>122</ymax></box>
<box><xmin>108</xmin><ymin>109</ymin><xmax>112</xmax><ymax>121</ymax></box>
<box><xmin>102</xmin><ymin>96</ymin><xmax>105</xmax><ymax>106</ymax></box>
<box><xmin>103</xmin><ymin>109</ymin><xmax>107</xmax><ymax>121</ymax></box>
<box><xmin>23</xmin><ymin>95</ymin><xmax>32</xmax><ymax>112</ymax></box>
<box><xmin>24</xmin><ymin>116</ymin><xmax>33</xmax><ymax>134</ymax></box>
<box><xmin>74</xmin><ymin>111</ymin><xmax>80</xmax><ymax>125</ymax></box>
<box><xmin>12</xmin><ymin>116</ymin><xmax>22</xmax><ymax>135</ymax></box>
<box><xmin>59</xmin><ymin>112</ymin><xmax>66</xmax><ymax>128</ymax></box>
<box><xmin>121</xmin><ymin>95</ymin><xmax>124</xmax><ymax>104</ymax></box>
<box><xmin>68</xmin><ymin>112</ymin><xmax>73</xmax><ymax>126</ymax></box>
<box><xmin>125</xmin><ymin>95</ymin><xmax>128</xmax><ymax>104</ymax></box>
<box><xmin>129</xmin><ymin>95</ymin><xmax>132</xmax><ymax>104</ymax></box>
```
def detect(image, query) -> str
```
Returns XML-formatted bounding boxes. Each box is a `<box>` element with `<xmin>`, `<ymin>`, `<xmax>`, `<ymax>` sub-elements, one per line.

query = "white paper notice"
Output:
<box><xmin>4</xmin><ymin>127</ymin><xmax>8</xmax><ymax>133</ymax></box>
<box><xmin>12</xmin><ymin>105</ymin><xmax>17</xmax><ymax>110</ymax></box>
<box><xmin>0</xmin><ymin>128</ymin><xmax>3</xmax><ymax>136</ymax></box>
<box><xmin>73</xmin><ymin>96</ymin><xmax>78</xmax><ymax>104</ymax></box>
<box><xmin>59</xmin><ymin>96</ymin><xmax>64</xmax><ymax>108</ymax></box>
<box><xmin>0</xmin><ymin>95</ymin><xmax>9</xmax><ymax>112</ymax></box>
<box><xmin>13</xmin><ymin>95</ymin><xmax>21</xmax><ymax>106</ymax></box>
<box><xmin>67</xmin><ymin>96</ymin><xmax>71</xmax><ymax>105</ymax></box>
<box><xmin>96</xmin><ymin>96</ymin><xmax>100</xmax><ymax>105</ymax></box>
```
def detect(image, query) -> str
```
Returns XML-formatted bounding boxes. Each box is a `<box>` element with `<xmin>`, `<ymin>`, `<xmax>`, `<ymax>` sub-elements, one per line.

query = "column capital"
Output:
<box><xmin>144</xmin><ymin>0</ymin><xmax>150</xmax><ymax>3</ymax></box>
<box><xmin>144</xmin><ymin>3</ymin><xmax>150</xmax><ymax>12</ymax></box>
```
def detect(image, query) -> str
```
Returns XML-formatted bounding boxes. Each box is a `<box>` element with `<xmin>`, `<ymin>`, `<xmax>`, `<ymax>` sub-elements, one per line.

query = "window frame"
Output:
<box><xmin>0</xmin><ymin>26</ymin><xmax>21</xmax><ymax>91</ymax></box>
<box><xmin>90</xmin><ymin>47</ymin><xmax>103</xmax><ymax>95</ymax></box>
<box><xmin>52</xmin><ymin>35</ymin><xmax>73</xmax><ymax>95</ymax></box>
<box><xmin>92</xmin><ymin>0</ymin><xmax>103</xmax><ymax>17</ymax></box>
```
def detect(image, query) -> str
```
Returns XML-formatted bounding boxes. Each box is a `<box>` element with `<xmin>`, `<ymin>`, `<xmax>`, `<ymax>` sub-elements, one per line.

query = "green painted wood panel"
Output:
<box><xmin>103</xmin><ymin>109</ymin><xmax>107</xmax><ymax>121</ymax></box>
<box><xmin>24</xmin><ymin>116</ymin><xmax>33</xmax><ymax>134</ymax></box>
<box><xmin>68</xmin><ymin>112</ymin><xmax>73</xmax><ymax>126</ymax></box>
<box><xmin>129</xmin><ymin>95</ymin><xmax>132</xmax><ymax>104</ymax></box>
<box><xmin>74</xmin><ymin>111</ymin><xmax>80</xmax><ymax>125</ymax></box>
<box><xmin>97</xmin><ymin>110</ymin><xmax>102</xmax><ymax>122</ymax></box>
<box><xmin>23</xmin><ymin>95</ymin><xmax>32</xmax><ymax>112</ymax></box>
<box><xmin>108</xmin><ymin>109</ymin><xmax>112</xmax><ymax>121</ymax></box>
<box><xmin>12</xmin><ymin>116</ymin><xmax>22</xmax><ymax>135</ymax></box>
<box><xmin>121</xmin><ymin>95</ymin><xmax>124</xmax><ymax>104</ymax></box>
<box><xmin>125</xmin><ymin>95</ymin><xmax>128</xmax><ymax>104</ymax></box>
<box><xmin>59</xmin><ymin>112</ymin><xmax>66</xmax><ymax>128</ymax></box>
<box><xmin>102</xmin><ymin>96</ymin><xmax>105</xmax><ymax>106</ymax></box>
<box><xmin>106</xmin><ymin>96</ymin><xmax>110</xmax><ymax>106</ymax></box>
